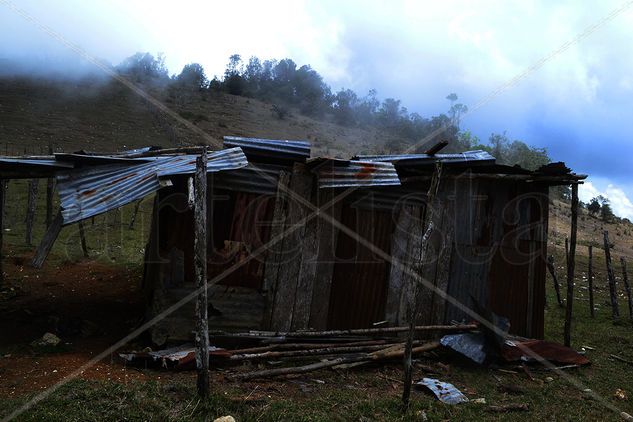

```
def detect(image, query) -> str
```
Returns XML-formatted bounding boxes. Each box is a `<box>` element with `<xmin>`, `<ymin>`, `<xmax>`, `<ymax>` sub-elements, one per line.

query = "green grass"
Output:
<box><xmin>2</xmin><ymin>179</ymin><xmax>154</xmax><ymax>269</ymax></box>
<box><xmin>2</xmin><ymin>185</ymin><xmax>633</xmax><ymax>420</ymax></box>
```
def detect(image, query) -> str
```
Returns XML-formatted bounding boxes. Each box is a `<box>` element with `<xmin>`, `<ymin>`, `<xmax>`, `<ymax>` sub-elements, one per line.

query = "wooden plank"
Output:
<box><xmin>31</xmin><ymin>211</ymin><xmax>63</xmax><ymax>268</ymax></box>
<box><xmin>604</xmin><ymin>230</ymin><xmax>620</xmax><ymax>319</ymax></box>
<box><xmin>261</xmin><ymin>171</ymin><xmax>290</xmax><ymax>329</ymax></box>
<box><xmin>308</xmin><ymin>189</ymin><xmax>343</xmax><ymax>330</ymax></box>
<box><xmin>25</xmin><ymin>179</ymin><xmax>39</xmax><ymax>246</ymax></box>
<box><xmin>564</xmin><ymin>184</ymin><xmax>578</xmax><ymax>347</ymax></box>
<box><xmin>269</xmin><ymin>164</ymin><xmax>313</xmax><ymax>331</ymax></box>
<box><xmin>385</xmin><ymin>204</ymin><xmax>418</xmax><ymax>326</ymax></box>
<box><xmin>621</xmin><ymin>257</ymin><xmax>632</xmax><ymax>320</ymax></box>
<box><xmin>588</xmin><ymin>245</ymin><xmax>594</xmax><ymax>318</ymax></box>
<box><xmin>193</xmin><ymin>149</ymin><xmax>209</xmax><ymax>398</ymax></box>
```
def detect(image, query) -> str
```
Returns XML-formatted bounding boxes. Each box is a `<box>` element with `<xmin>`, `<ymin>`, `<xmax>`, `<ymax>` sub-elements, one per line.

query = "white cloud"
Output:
<box><xmin>579</xmin><ymin>181</ymin><xmax>633</xmax><ymax>220</ymax></box>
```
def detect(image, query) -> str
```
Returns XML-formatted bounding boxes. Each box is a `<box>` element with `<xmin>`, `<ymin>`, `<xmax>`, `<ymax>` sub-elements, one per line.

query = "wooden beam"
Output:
<box><xmin>547</xmin><ymin>255</ymin><xmax>563</xmax><ymax>306</ymax></box>
<box><xmin>193</xmin><ymin>148</ymin><xmax>209</xmax><ymax>398</ymax></box>
<box><xmin>424</xmin><ymin>140</ymin><xmax>449</xmax><ymax>155</ymax></box>
<box><xmin>31</xmin><ymin>211</ymin><xmax>63</xmax><ymax>268</ymax></box>
<box><xmin>604</xmin><ymin>231</ymin><xmax>620</xmax><ymax>319</ymax></box>
<box><xmin>564</xmin><ymin>184</ymin><xmax>578</xmax><ymax>347</ymax></box>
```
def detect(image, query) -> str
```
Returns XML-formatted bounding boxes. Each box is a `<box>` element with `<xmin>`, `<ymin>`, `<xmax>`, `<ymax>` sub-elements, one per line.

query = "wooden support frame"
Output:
<box><xmin>31</xmin><ymin>211</ymin><xmax>63</xmax><ymax>268</ymax></box>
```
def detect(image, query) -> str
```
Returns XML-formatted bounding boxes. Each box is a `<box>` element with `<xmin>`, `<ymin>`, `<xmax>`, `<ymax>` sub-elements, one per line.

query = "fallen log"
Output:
<box><xmin>228</xmin><ymin>343</ymin><xmax>402</xmax><ymax>362</ymax></box>
<box><xmin>487</xmin><ymin>403</ymin><xmax>529</xmax><ymax>413</ymax></box>
<box><xmin>236</xmin><ymin>341</ymin><xmax>440</xmax><ymax>380</ymax></box>
<box><xmin>246</xmin><ymin>324</ymin><xmax>476</xmax><ymax>338</ymax></box>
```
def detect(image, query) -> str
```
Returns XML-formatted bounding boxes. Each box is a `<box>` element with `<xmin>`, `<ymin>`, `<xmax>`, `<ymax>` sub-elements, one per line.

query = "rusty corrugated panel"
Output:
<box><xmin>354</xmin><ymin>150</ymin><xmax>495</xmax><ymax>167</ymax></box>
<box><xmin>327</xmin><ymin>207</ymin><xmax>393</xmax><ymax>329</ymax></box>
<box><xmin>58</xmin><ymin>148</ymin><xmax>247</xmax><ymax>224</ymax></box>
<box><xmin>316</xmin><ymin>160</ymin><xmax>401</xmax><ymax>188</ymax></box>
<box><xmin>224</xmin><ymin>136</ymin><xmax>310</xmax><ymax>162</ymax></box>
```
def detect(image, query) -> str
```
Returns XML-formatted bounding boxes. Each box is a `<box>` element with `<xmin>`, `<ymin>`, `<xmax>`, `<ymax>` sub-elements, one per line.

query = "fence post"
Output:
<box><xmin>603</xmin><ymin>231</ymin><xmax>620</xmax><ymax>319</ymax></box>
<box><xmin>194</xmin><ymin>148</ymin><xmax>209</xmax><ymax>398</ymax></box>
<box><xmin>564</xmin><ymin>184</ymin><xmax>578</xmax><ymax>347</ymax></box>
<box><xmin>547</xmin><ymin>255</ymin><xmax>563</xmax><ymax>306</ymax></box>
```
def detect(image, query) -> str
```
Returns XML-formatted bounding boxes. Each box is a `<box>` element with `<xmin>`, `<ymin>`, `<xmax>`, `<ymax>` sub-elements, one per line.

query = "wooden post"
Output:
<box><xmin>588</xmin><ymin>245</ymin><xmax>594</xmax><ymax>318</ymax></box>
<box><xmin>604</xmin><ymin>231</ymin><xmax>620</xmax><ymax>319</ymax></box>
<box><xmin>78</xmin><ymin>221</ymin><xmax>89</xmax><ymax>258</ymax></box>
<box><xmin>194</xmin><ymin>148</ymin><xmax>209</xmax><ymax>398</ymax></box>
<box><xmin>46</xmin><ymin>144</ymin><xmax>55</xmax><ymax>228</ymax></box>
<box><xmin>128</xmin><ymin>199</ymin><xmax>142</xmax><ymax>230</ymax></box>
<box><xmin>621</xmin><ymin>257</ymin><xmax>632</xmax><ymax>320</ymax></box>
<box><xmin>25</xmin><ymin>179</ymin><xmax>39</xmax><ymax>246</ymax></box>
<box><xmin>403</xmin><ymin>163</ymin><xmax>441</xmax><ymax>409</ymax></box>
<box><xmin>0</xmin><ymin>179</ymin><xmax>5</xmax><ymax>287</ymax></box>
<box><xmin>564</xmin><ymin>184</ymin><xmax>578</xmax><ymax>347</ymax></box>
<box><xmin>547</xmin><ymin>255</ymin><xmax>563</xmax><ymax>306</ymax></box>
<box><xmin>31</xmin><ymin>212</ymin><xmax>63</xmax><ymax>268</ymax></box>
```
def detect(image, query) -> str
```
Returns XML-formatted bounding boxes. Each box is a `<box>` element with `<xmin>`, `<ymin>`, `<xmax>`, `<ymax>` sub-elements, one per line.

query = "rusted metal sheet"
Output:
<box><xmin>224</xmin><ymin>136</ymin><xmax>310</xmax><ymax>162</ymax></box>
<box><xmin>327</xmin><ymin>207</ymin><xmax>394</xmax><ymax>329</ymax></box>
<box><xmin>315</xmin><ymin>160</ymin><xmax>401</xmax><ymax>188</ymax></box>
<box><xmin>58</xmin><ymin>148</ymin><xmax>247</xmax><ymax>224</ymax></box>
<box><xmin>501</xmin><ymin>339</ymin><xmax>590</xmax><ymax>365</ymax></box>
<box><xmin>354</xmin><ymin>150</ymin><xmax>495</xmax><ymax>167</ymax></box>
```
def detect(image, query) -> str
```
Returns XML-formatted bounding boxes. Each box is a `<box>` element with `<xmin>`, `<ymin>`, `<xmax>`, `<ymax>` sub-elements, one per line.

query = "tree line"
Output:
<box><xmin>116</xmin><ymin>52</ymin><xmax>553</xmax><ymax>172</ymax></box>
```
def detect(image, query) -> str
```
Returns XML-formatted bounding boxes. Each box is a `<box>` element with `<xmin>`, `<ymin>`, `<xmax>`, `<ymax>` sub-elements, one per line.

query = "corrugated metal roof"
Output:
<box><xmin>224</xmin><ymin>136</ymin><xmax>310</xmax><ymax>162</ymax></box>
<box><xmin>58</xmin><ymin>148</ymin><xmax>247</xmax><ymax>224</ymax></box>
<box><xmin>315</xmin><ymin>160</ymin><xmax>401</xmax><ymax>189</ymax></box>
<box><xmin>353</xmin><ymin>150</ymin><xmax>495</xmax><ymax>167</ymax></box>
<box><xmin>214</xmin><ymin>163</ymin><xmax>288</xmax><ymax>195</ymax></box>
<box><xmin>0</xmin><ymin>157</ymin><xmax>73</xmax><ymax>168</ymax></box>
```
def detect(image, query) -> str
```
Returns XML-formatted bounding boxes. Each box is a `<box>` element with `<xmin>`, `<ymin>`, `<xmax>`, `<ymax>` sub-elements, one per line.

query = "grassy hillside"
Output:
<box><xmin>0</xmin><ymin>75</ymin><xmax>391</xmax><ymax>157</ymax></box>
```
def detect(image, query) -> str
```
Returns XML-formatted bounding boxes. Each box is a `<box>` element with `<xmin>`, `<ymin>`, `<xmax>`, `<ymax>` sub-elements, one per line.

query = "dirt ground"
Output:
<box><xmin>0</xmin><ymin>256</ymin><xmax>149</xmax><ymax>396</ymax></box>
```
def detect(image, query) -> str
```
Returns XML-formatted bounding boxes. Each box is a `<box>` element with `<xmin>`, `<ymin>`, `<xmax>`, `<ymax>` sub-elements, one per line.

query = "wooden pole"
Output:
<box><xmin>46</xmin><ymin>144</ymin><xmax>55</xmax><ymax>228</ymax></box>
<box><xmin>25</xmin><ymin>179</ymin><xmax>39</xmax><ymax>246</ymax></box>
<box><xmin>0</xmin><ymin>179</ymin><xmax>5</xmax><ymax>287</ymax></box>
<box><xmin>78</xmin><ymin>221</ymin><xmax>89</xmax><ymax>258</ymax></box>
<box><xmin>194</xmin><ymin>148</ymin><xmax>209</xmax><ymax>398</ymax></box>
<box><xmin>403</xmin><ymin>163</ymin><xmax>442</xmax><ymax>409</ymax></box>
<box><xmin>588</xmin><ymin>245</ymin><xmax>594</xmax><ymax>318</ymax></box>
<box><xmin>564</xmin><ymin>184</ymin><xmax>578</xmax><ymax>347</ymax></box>
<box><xmin>547</xmin><ymin>255</ymin><xmax>563</xmax><ymax>306</ymax></box>
<box><xmin>621</xmin><ymin>257</ymin><xmax>632</xmax><ymax>320</ymax></box>
<box><xmin>31</xmin><ymin>211</ymin><xmax>63</xmax><ymax>268</ymax></box>
<box><xmin>604</xmin><ymin>231</ymin><xmax>620</xmax><ymax>319</ymax></box>
<box><xmin>128</xmin><ymin>199</ymin><xmax>142</xmax><ymax>230</ymax></box>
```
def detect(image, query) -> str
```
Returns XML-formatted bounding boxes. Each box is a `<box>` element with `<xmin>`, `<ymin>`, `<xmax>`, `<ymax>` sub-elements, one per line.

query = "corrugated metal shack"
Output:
<box><xmin>141</xmin><ymin>137</ymin><xmax>585</xmax><ymax>344</ymax></box>
<box><xmin>0</xmin><ymin>138</ymin><xmax>585</xmax><ymax>346</ymax></box>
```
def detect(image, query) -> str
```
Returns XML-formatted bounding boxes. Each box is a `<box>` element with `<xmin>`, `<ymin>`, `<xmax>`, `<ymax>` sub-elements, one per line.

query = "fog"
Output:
<box><xmin>0</xmin><ymin>0</ymin><xmax>632</xmax><ymax>218</ymax></box>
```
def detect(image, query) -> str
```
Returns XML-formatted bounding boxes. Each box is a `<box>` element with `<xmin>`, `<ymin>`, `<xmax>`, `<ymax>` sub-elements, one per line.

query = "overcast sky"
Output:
<box><xmin>1</xmin><ymin>0</ymin><xmax>632</xmax><ymax>218</ymax></box>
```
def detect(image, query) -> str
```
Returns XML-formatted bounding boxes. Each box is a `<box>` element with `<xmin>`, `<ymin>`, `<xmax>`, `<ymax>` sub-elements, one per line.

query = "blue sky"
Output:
<box><xmin>1</xmin><ymin>0</ymin><xmax>632</xmax><ymax>218</ymax></box>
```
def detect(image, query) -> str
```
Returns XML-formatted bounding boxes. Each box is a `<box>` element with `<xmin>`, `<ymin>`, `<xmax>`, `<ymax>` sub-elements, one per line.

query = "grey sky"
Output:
<box><xmin>1</xmin><ymin>0</ymin><xmax>632</xmax><ymax>217</ymax></box>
